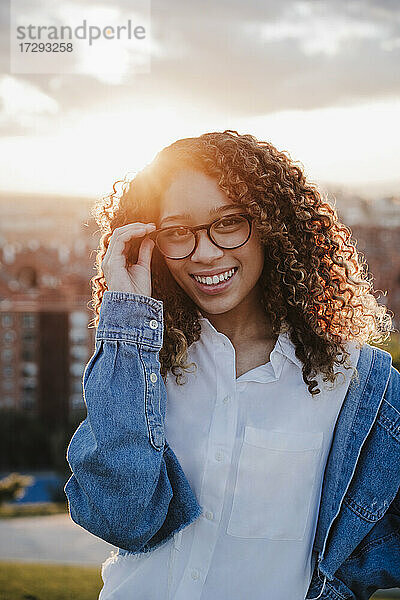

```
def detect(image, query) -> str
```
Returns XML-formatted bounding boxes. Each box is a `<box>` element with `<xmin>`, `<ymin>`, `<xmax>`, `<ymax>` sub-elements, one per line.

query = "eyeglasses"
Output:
<box><xmin>148</xmin><ymin>213</ymin><xmax>253</xmax><ymax>260</ymax></box>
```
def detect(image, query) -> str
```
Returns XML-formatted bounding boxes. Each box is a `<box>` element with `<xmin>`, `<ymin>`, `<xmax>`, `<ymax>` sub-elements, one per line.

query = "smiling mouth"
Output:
<box><xmin>189</xmin><ymin>267</ymin><xmax>238</xmax><ymax>286</ymax></box>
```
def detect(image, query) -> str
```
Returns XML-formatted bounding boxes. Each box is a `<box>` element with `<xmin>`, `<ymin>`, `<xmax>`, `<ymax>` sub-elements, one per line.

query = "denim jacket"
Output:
<box><xmin>64</xmin><ymin>291</ymin><xmax>400</xmax><ymax>600</ymax></box>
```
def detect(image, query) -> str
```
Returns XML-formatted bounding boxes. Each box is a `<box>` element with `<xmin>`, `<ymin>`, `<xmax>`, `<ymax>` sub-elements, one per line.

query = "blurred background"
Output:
<box><xmin>0</xmin><ymin>0</ymin><xmax>399</xmax><ymax>598</ymax></box>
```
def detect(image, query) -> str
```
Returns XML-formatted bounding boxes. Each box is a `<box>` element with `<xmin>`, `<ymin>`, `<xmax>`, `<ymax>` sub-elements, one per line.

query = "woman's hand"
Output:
<box><xmin>101</xmin><ymin>222</ymin><xmax>157</xmax><ymax>297</ymax></box>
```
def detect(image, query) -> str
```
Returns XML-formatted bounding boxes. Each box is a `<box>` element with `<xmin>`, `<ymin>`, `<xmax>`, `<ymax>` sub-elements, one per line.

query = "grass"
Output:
<box><xmin>0</xmin><ymin>562</ymin><xmax>102</xmax><ymax>600</ymax></box>
<box><xmin>373</xmin><ymin>332</ymin><xmax>400</xmax><ymax>372</ymax></box>
<box><xmin>0</xmin><ymin>561</ymin><xmax>396</xmax><ymax>599</ymax></box>
<box><xmin>0</xmin><ymin>503</ymin><xmax>67</xmax><ymax>519</ymax></box>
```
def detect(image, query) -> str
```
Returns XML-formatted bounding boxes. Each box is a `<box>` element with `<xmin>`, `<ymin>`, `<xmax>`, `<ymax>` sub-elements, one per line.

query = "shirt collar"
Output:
<box><xmin>275</xmin><ymin>331</ymin><xmax>304</xmax><ymax>370</ymax></box>
<box><xmin>196</xmin><ymin>314</ymin><xmax>303</xmax><ymax>383</ymax></box>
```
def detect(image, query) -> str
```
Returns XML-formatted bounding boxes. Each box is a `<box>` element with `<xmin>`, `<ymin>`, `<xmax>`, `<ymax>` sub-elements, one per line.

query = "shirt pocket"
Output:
<box><xmin>226</xmin><ymin>427</ymin><xmax>323</xmax><ymax>541</ymax></box>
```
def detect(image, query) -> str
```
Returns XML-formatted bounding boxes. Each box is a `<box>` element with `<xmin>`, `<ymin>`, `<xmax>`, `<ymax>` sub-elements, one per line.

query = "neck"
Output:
<box><xmin>199</xmin><ymin>284</ymin><xmax>274</xmax><ymax>347</ymax></box>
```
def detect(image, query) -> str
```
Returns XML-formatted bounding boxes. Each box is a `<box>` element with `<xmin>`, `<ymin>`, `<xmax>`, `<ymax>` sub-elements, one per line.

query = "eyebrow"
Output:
<box><xmin>160</xmin><ymin>203</ymin><xmax>242</xmax><ymax>226</ymax></box>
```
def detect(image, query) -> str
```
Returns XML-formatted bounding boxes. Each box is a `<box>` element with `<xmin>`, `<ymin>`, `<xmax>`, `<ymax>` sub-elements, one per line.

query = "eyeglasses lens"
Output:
<box><xmin>156</xmin><ymin>215</ymin><xmax>250</xmax><ymax>259</ymax></box>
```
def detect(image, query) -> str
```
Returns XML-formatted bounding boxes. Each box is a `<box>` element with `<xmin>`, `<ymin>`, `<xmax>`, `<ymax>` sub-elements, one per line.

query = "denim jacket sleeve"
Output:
<box><xmin>64</xmin><ymin>291</ymin><xmax>202</xmax><ymax>554</ymax></box>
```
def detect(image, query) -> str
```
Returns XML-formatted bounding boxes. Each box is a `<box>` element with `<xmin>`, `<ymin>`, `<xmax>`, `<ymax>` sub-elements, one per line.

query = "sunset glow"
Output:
<box><xmin>0</xmin><ymin>94</ymin><xmax>399</xmax><ymax>197</ymax></box>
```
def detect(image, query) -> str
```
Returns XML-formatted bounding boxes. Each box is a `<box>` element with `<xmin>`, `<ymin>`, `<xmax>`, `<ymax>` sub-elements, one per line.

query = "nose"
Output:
<box><xmin>190</xmin><ymin>229</ymin><xmax>225</xmax><ymax>264</ymax></box>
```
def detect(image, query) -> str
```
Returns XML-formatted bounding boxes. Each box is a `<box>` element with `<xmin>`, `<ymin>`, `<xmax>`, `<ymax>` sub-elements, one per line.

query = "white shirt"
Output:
<box><xmin>99</xmin><ymin>317</ymin><xmax>359</xmax><ymax>600</ymax></box>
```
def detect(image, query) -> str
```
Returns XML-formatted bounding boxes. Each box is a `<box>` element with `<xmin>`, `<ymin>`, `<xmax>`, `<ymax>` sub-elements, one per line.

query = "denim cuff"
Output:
<box><xmin>96</xmin><ymin>291</ymin><xmax>164</xmax><ymax>348</ymax></box>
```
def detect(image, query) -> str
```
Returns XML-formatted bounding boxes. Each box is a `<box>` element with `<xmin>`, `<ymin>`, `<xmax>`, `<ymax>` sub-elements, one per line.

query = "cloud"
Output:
<box><xmin>0</xmin><ymin>76</ymin><xmax>58</xmax><ymax>115</ymax></box>
<box><xmin>0</xmin><ymin>0</ymin><xmax>399</xmax><ymax>135</ymax></box>
<box><xmin>0</xmin><ymin>75</ymin><xmax>59</xmax><ymax>135</ymax></box>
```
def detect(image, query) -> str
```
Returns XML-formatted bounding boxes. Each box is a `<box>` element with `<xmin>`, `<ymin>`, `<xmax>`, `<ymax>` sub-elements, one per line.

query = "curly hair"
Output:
<box><xmin>90</xmin><ymin>130</ymin><xmax>392</xmax><ymax>395</ymax></box>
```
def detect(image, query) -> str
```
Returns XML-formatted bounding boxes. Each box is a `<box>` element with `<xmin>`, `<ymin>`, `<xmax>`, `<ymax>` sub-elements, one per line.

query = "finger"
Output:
<box><xmin>136</xmin><ymin>237</ymin><xmax>155</xmax><ymax>270</ymax></box>
<box><xmin>104</xmin><ymin>224</ymin><xmax>155</xmax><ymax>264</ymax></box>
<box><xmin>111</xmin><ymin>222</ymin><xmax>156</xmax><ymax>236</ymax></box>
<box><xmin>106</xmin><ymin>224</ymin><xmax>148</xmax><ymax>258</ymax></box>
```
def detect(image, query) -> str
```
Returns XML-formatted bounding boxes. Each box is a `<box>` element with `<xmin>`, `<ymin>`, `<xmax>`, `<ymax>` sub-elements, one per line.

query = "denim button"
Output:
<box><xmin>215</xmin><ymin>451</ymin><xmax>223</xmax><ymax>462</ymax></box>
<box><xmin>149</xmin><ymin>319</ymin><xmax>158</xmax><ymax>329</ymax></box>
<box><xmin>150</xmin><ymin>373</ymin><xmax>158</xmax><ymax>383</ymax></box>
<box><xmin>223</xmin><ymin>395</ymin><xmax>231</xmax><ymax>404</ymax></box>
<box><xmin>191</xmin><ymin>569</ymin><xmax>200</xmax><ymax>580</ymax></box>
<box><xmin>205</xmin><ymin>511</ymin><xmax>213</xmax><ymax>520</ymax></box>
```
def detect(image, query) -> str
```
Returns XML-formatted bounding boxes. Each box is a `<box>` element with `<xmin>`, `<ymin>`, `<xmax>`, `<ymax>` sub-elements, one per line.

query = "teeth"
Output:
<box><xmin>193</xmin><ymin>268</ymin><xmax>236</xmax><ymax>285</ymax></box>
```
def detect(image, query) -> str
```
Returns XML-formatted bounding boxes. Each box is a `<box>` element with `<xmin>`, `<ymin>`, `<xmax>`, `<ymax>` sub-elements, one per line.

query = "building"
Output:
<box><xmin>0</xmin><ymin>193</ymin><xmax>98</xmax><ymax>424</ymax></box>
<box><xmin>328</xmin><ymin>188</ymin><xmax>400</xmax><ymax>325</ymax></box>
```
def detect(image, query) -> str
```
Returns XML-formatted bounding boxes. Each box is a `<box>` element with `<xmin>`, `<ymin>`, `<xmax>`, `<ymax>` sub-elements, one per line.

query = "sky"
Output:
<box><xmin>0</xmin><ymin>0</ymin><xmax>399</xmax><ymax>198</ymax></box>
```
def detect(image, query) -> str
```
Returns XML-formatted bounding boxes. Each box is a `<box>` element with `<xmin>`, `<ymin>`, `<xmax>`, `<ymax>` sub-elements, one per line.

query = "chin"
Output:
<box><xmin>194</xmin><ymin>295</ymin><xmax>241</xmax><ymax>315</ymax></box>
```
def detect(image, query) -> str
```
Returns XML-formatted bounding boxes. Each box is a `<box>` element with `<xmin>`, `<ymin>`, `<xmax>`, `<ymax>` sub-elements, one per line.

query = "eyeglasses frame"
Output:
<box><xmin>147</xmin><ymin>212</ymin><xmax>253</xmax><ymax>260</ymax></box>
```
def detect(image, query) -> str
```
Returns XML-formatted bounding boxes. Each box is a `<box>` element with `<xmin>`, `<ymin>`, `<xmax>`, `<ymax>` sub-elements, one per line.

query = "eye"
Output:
<box><xmin>214</xmin><ymin>215</ymin><xmax>245</xmax><ymax>229</ymax></box>
<box><xmin>163</xmin><ymin>227</ymin><xmax>191</xmax><ymax>239</ymax></box>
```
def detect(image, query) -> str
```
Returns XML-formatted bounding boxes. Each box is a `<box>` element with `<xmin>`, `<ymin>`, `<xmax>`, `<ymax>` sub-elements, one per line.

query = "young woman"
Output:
<box><xmin>65</xmin><ymin>130</ymin><xmax>400</xmax><ymax>600</ymax></box>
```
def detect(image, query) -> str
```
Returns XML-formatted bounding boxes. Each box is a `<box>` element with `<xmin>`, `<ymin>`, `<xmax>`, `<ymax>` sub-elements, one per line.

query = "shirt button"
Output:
<box><xmin>223</xmin><ymin>395</ymin><xmax>231</xmax><ymax>404</ymax></box>
<box><xmin>205</xmin><ymin>511</ymin><xmax>213</xmax><ymax>521</ymax></box>
<box><xmin>191</xmin><ymin>569</ymin><xmax>200</xmax><ymax>580</ymax></box>
<box><xmin>150</xmin><ymin>373</ymin><xmax>158</xmax><ymax>383</ymax></box>
<box><xmin>215</xmin><ymin>451</ymin><xmax>223</xmax><ymax>462</ymax></box>
<box><xmin>149</xmin><ymin>319</ymin><xmax>158</xmax><ymax>329</ymax></box>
